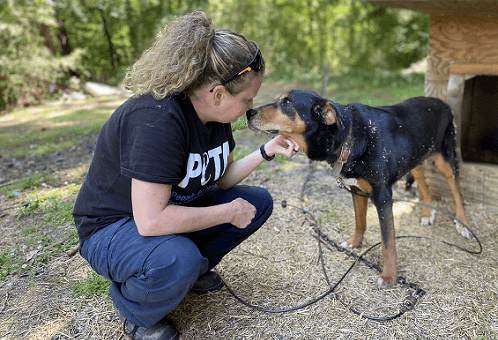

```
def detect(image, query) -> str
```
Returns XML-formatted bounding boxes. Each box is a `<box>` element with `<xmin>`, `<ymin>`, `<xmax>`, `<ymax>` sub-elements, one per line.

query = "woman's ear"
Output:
<box><xmin>212</xmin><ymin>86</ymin><xmax>226</xmax><ymax>106</ymax></box>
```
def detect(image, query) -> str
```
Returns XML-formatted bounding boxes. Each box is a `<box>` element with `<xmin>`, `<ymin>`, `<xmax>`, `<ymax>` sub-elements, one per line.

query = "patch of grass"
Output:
<box><xmin>281</xmin><ymin>161</ymin><xmax>298</xmax><ymax>171</ymax></box>
<box><xmin>233</xmin><ymin>144</ymin><xmax>270</xmax><ymax>170</ymax></box>
<box><xmin>0</xmin><ymin>106</ymin><xmax>113</xmax><ymax>159</ymax></box>
<box><xmin>75</xmin><ymin>169</ymin><xmax>88</xmax><ymax>178</ymax></box>
<box><xmin>0</xmin><ymin>228</ymin><xmax>79</xmax><ymax>279</ymax></box>
<box><xmin>266</xmin><ymin>67</ymin><xmax>425</xmax><ymax>106</ymax></box>
<box><xmin>21</xmin><ymin>227</ymin><xmax>36</xmax><ymax>235</ymax></box>
<box><xmin>73</xmin><ymin>270</ymin><xmax>111</xmax><ymax>298</ymax></box>
<box><xmin>34</xmin><ymin>183</ymin><xmax>81</xmax><ymax>201</ymax></box>
<box><xmin>232</xmin><ymin>116</ymin><xmax>247</xmax><ymax>131</ymax></box>
<box><xmin>232</xmin><ymin>144</ymin><xmax>252</xmax><ymax>161</ymax></box>
<box><xmin>0</xmin><ymin>180</ymin><xmax>81</xmax><ymax>278</ymax></box>
<box><xmin>42</xmin><ymin>199</ymin><xmax>75</xmax><ymax>226</ymax></box>
<box><xmin>17</xmin><ymin>196</ymin><xmax>75</xmax><ymax>227</ymax></box>
<box><xmin>24</xmin><ymin>233</ymin><xmax>51</xmax><ymax>247</ymax></box>
<box><xmin>0</xmin><ymin>173</ymin><xmax>54</xmax><ymax>195</ymax></box>
<box><xmin>274</xmin><ymin>154</ymin><xmax>288</xmax><ymax>163</ymax></box>
<box><xmin>0</xmin><ymin>249</ymin><xmax>25</xmax><ymax>280</ymax></box>
<box><xmin>17</xmin><ymin>197</ymin><xmax>41</xmax><ymax>220</ymax></box>
<box><xmin>58</xmin><ymin>229</ymin><xmax>79</xmax><ymax>252</ymax></box>
<box><xmin>318</xmin><ymin>200</ymin><xmax>338</xmax><ymax>226</ymax></box>
<box><xmin>16</xmin><ymin>183</ymin><xmax>80</xmax><ymax>225</ymax></box>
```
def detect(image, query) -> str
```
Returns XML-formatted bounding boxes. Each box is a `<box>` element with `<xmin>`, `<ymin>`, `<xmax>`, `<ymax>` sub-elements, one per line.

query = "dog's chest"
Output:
<box><xmin>337</xmin><ymin>177</ymin><xmax>358</xmax><ymax>187</ymax></box>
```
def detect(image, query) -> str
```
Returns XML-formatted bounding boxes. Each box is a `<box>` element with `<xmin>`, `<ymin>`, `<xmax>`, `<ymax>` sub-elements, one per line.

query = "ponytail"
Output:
<box><xmin>124</xmin><ymin>11</ymin><xmax>265</xmax><ymax>98</ymax></box>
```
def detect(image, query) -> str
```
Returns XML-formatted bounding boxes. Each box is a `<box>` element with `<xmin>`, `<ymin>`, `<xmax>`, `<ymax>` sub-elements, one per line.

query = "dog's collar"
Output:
<box><xmin>330</xmin><ymin>127</ymin><xmax>352</xmax><ymax>177</ymax></box>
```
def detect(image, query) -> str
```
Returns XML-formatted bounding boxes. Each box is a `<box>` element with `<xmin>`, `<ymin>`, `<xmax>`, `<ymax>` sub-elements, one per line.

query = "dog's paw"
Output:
<box><xmin>339</xmin><ymin>241</ymin><xmax>353</xmax><ymax>250</ymax></box>
<box><xmin>341</xmin><ymin>234</ymin><xmax>363</xmax><ymax>249</ymax></box>
<box><xmin>377</xmin><ymin>277</ymin><xmax>396</xmax><ymax>290</ymax></box>
<box><xmin>420</xmin><ymin>209</ymin><xmax>436</xmax><ymax>226</ymax></box>
<box><xmin>454</xmin><ymin>220</ymin><xmax>472</xmax><ymax>239</ymax></box>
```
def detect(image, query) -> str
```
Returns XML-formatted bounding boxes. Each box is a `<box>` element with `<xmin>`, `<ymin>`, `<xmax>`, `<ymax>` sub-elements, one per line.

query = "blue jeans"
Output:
<box><xmin>79</xmin><ymin>185</ymin><xmax>273</xmax><ymax>328</ymax></box>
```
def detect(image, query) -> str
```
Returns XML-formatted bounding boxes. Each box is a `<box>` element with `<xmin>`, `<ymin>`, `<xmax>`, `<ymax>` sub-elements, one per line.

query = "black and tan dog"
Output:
<box><xmin>246</xmin><ymin>90</ymin><xmax>470</xmax><ymax>288</ymax></box>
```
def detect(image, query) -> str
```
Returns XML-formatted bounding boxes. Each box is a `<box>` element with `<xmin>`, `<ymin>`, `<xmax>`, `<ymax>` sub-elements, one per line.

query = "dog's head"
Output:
<box><xmin>246</xmin><ymin>90</ymin><xmax>344</xmax><ymax>154</ymax></box>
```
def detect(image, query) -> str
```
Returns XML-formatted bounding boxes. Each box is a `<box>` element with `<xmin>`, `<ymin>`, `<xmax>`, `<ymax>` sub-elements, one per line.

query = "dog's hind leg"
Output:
<box><xmin>431</xmin><ymin>153</ymin><xmax>471</xmax><ymax>239</ymax></box>
<box><xmin>411</xmin><ymin>164</ymin><xmax>436</xmax><ymax>226</ymax></box>
<box><xmin>341</xmin><ymin>192</ymin><xmax>368</xmax><ymax>249</ymax></box>
<box><xmin>372</xmin><ymin>192</ymin><xmax>397</xmax><ymax>289</ymax></box>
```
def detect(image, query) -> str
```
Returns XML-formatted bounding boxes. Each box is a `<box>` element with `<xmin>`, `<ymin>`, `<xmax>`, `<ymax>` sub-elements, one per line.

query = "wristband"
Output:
<box><xmin>260</xmin><ymin>144</ymin><xmax>275</xmax><ymax>161</ymax></box>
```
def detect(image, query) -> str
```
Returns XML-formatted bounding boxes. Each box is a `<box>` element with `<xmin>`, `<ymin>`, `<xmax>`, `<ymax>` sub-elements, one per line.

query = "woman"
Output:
<box><xmin>73</xmin><ymin>11</ymin><xmax>300</xmax><ymax>340</ymax></box>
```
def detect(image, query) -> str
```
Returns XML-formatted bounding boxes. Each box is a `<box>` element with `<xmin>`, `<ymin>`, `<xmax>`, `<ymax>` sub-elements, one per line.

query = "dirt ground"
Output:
<box><xmin>0</xmin><ymin>84</ymin><xmax>497</xmax><ymax>339</ymax></box>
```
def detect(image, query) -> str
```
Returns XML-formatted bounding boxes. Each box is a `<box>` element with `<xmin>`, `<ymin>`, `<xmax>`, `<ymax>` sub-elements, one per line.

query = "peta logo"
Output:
<box><xmin>178</xmin><ymin>142</ymin><xmax>230</xmax><ymax>188</ymax></box>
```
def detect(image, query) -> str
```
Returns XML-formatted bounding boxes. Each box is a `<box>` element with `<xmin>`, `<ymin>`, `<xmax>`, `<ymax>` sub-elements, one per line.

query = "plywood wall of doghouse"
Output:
<box><xmin>424</xmin><ymin>14</ymin><xmax>498</xmax><ymax>212</ymax></box>
<box><xmin>425</xmin><ymin>14</ymin><xmax>498</xmax><ymax>99</ymax></box>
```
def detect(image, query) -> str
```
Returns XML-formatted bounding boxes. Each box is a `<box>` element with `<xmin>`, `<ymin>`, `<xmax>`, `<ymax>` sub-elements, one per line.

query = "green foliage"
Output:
<box><xmin>73</xmin><ymin>271</ymin><xmax>111</xmax><ymax>298</ymax></box>
<box><xmin>0</xmin><ymin>0</ymin><xmax>429</xmax><ymax>112</ymax></box>
<box><xmin>0</xmin><ymin>0</ymin><xmax>84</xmax><ymax>110</ymax></box>
<box><xmin>211</xmin><ymin>0</ymin><xmax>429</xmax><ymax>75</ymax></box>
<box><xmin>52</xmin><ymin>0</ymin><xmax>208</xmax><ymax>85</ymax></box>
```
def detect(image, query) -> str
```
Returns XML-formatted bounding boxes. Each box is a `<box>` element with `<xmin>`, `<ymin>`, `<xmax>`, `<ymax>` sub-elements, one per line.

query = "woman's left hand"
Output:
<box><xmin>264</xmin><ymin>135</ymin><xmax>301</xmax><ymax>158</ymax></box>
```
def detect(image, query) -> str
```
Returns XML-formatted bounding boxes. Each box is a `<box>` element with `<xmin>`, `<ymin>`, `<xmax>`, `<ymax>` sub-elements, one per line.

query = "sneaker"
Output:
<box><xmin>113</xmin><ymin>303</ymin><xmax>179</xmax><ymax>340</ymax></box>
<box><xmin>191</xmin><ymin>270</ymin><xmax>224</xmax><ymax>295</ymax></box>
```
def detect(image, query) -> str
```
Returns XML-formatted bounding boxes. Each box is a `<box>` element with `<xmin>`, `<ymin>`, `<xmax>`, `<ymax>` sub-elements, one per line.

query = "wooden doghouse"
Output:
<box><xmin>364</xmin><ymin>0</ymin><xmax>498</xmax><ymax>213</ymax></box>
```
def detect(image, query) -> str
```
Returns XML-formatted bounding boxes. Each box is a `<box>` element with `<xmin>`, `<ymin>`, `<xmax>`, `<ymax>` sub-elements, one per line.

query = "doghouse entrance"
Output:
<box><xmin>460</xmin><ymin>75</ymin><xmax>498</xmax><ymax>164</ymax></box>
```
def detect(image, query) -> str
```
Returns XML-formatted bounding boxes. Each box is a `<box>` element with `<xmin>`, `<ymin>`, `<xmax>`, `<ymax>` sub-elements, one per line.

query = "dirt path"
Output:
<box><xmin>0</xmin><ymin>85</ymin><xmax>497</xmax><ymax>339</ymax></box>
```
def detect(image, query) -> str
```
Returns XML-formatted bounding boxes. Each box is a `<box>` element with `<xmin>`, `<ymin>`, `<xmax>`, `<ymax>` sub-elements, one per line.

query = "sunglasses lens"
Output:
<box><xmin>252</xmin><ymin>50</ymin><xmax>262</xmax><ymax>72</ymax></box>
<box><xmin>217</xmin><ymin>42</ymin><xmax>262</xmax><ymax>88</ymax></box>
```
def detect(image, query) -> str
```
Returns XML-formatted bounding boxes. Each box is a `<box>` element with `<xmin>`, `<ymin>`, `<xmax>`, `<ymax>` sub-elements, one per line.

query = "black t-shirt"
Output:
<box><xmin>73</xmin><ymin>94</ymin><xmax>236</xmax><ymax>240</ymax></box>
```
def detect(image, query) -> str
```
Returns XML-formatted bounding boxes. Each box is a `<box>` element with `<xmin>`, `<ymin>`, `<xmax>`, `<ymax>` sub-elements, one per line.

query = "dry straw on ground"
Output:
<box><xmin>1</xmin><ymin>88</ymin><xmax>497</xmax><ymax>339</ymax></box>
<box><xmin>2</xmin><ymin>154</ymin><xmax>496</xmax><ymax>340</ymax></box>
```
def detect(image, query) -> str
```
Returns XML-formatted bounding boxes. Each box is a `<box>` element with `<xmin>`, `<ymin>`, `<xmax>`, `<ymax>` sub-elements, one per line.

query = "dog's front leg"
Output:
<box><xmin>343</xmin><ymin>192</ymin><xmax>368</xmax><ymax>248</ymax></box>
<box><xmin>372</xmin><ymin>192</ymin><xmax>397</xmax><ymax>289</ymax></box>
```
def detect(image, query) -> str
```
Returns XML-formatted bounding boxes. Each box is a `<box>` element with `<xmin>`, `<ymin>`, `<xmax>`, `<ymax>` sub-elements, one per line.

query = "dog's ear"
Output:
<box><xmin>313</xmin><ymin>101</ymin><xmax>344</xmax><ymax>130</ymax></box>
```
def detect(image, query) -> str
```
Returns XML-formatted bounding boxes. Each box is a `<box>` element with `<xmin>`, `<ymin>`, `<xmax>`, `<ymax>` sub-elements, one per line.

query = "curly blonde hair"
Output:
<box><xmin>124</xmin><ymin>11</ymin><xmax>265</xmax><ymax>98</ymax></box>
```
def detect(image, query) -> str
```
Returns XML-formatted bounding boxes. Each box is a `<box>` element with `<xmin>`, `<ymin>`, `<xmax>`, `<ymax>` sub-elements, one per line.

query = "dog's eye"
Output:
<box><xmin>282</xmin><ymin>98</ymin><xmax>291</xmax><ymax>105</ymax></box>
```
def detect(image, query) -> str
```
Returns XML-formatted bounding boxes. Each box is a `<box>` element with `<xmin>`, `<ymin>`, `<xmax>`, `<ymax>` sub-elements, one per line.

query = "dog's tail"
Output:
<box><xmin>442</xmin><ymin>119</ymin><xmax>460</xmax><ymax>179</ymax></box>
<box><xmin>405</xmin><ymin>172</ymin><xmax>415</xmax><ymax>191</ymax></box>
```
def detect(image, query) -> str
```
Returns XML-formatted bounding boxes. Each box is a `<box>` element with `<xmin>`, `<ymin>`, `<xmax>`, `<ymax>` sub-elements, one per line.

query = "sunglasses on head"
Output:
<box><xmin>210</xmin><ymin>42</ymin><xmax>262</xmax><ymax>92</ymax></box>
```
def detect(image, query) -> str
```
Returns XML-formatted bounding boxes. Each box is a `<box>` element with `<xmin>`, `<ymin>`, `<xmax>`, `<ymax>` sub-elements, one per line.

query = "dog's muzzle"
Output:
<box><xmin>246</xmin><ymin>109</ymin><xmax>257</xmax><ymax>120</ymax></box>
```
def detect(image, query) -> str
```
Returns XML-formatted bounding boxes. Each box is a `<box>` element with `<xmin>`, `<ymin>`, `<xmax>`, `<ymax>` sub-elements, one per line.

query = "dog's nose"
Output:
<box><xmin>246</xmin><ymin>109</ymin><xmax>257</xmax><ymax>120</ymax></box>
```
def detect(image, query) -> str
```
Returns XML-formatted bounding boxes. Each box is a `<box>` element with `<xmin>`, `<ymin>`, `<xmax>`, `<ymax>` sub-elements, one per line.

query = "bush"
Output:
<box><xmin>0</xmin><ymin>2</ymin><xmax>85</xmax><ymax>112</ymax></box>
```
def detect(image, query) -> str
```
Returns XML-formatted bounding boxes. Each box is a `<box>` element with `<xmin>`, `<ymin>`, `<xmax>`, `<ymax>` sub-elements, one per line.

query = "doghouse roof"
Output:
<box><xmin>363</xmin><ymin>0</ymin><xmax>498</xmax><ymax>17</ymax></box>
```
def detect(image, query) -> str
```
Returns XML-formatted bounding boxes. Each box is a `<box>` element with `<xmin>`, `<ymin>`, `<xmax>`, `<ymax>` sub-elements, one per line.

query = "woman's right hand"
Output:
<box><xmin>229</xmin><ymin>197</ymin><xmax>256</xmax><ymax>229</ymax></box>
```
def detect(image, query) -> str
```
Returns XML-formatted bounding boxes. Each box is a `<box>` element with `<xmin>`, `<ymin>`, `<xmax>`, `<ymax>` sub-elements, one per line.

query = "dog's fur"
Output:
<box><xmin>246</xmin><ymin>90</ymin><xmax>470</xmax><ymax>288</ymax></box>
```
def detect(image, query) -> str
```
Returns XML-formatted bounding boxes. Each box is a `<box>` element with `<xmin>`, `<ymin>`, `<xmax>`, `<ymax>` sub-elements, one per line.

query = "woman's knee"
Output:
<box><xmin>121</xmin><ymin>236</ymin><xmax>209</xmax><ymax>303</ymax></box>
<box><xmin>146</xmin><ymin>236</ymin><xmax>208</xmax><ymax>277</ymax></box>
<box><xmin>252</xmin><ymin>186</ymin><xmax>273</xmax><ymax>218</ymax></box>
<box><xmin>238</xmin><ymin>185</ymin><xmax>273</xmax><ymax>214</ymax></box>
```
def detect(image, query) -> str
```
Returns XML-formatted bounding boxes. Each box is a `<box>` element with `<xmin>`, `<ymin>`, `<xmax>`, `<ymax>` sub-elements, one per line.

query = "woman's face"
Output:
<box><xmin>214</xmin><ymin>75</ymin><xmax>263</xmax><ymax>124</ymax></box>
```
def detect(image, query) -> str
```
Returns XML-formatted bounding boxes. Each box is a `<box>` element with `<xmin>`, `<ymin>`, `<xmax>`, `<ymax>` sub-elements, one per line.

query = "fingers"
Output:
<box><xmin>266</xmin><ymin>136</ymin><xmax>300</xmax><ymax>158</ymax></box>
<box><xmin>286</xmin><ymin>138</ymin><xmax>300</xmax><ymax>154</ymax></box>
<box><xmin>283</xmin><ymin>138</ymin><xmax>299</xmax><ymax>156</ymax></box>
<box><xmin>230</xmin><ymin>198</ymin><xmax>256</xmax><ymax>229</ymax></box>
